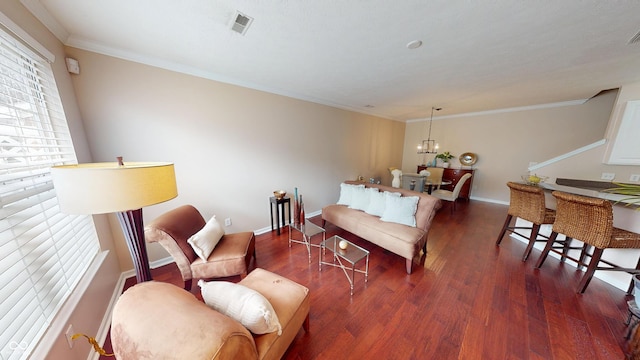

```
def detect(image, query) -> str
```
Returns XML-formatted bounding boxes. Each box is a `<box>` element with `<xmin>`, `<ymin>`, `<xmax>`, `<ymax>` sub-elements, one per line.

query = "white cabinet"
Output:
<box><xmin>605</xmin><ymin>100</ymin><xmax>640</xmax><ymax>165</ymax></box>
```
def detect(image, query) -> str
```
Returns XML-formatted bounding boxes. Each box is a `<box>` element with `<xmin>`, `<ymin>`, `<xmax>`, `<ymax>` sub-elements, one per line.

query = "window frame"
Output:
<box><xmin>0</xmin><ymin>18</ymin><xmax>102</xmax><ymax>360</ymax></box>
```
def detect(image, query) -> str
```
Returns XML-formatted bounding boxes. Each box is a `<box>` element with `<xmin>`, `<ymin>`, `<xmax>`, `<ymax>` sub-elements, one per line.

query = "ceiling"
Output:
<box><xmin>22</xmin><ymin>0</ymin><xmax>640</xmax><ymax>121</ymax></box>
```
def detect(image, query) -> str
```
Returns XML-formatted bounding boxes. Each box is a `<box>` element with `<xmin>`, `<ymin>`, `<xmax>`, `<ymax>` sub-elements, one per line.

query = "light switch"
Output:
<box><xmin>601</xmin><ymin>173</ymin><xmax>615</xmax><ymax>180</ymax></box>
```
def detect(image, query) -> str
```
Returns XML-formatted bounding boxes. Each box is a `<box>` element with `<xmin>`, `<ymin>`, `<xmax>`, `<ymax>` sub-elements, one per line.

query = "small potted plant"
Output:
<box><xmin>435</xmin><ymin>151</ymin><xmax>454</xmax><ymax>168</ymax></box>
<box><xmin>603</xmin><ymin>183</ymin><xmax>640</xmax><ymax>208</ymax></box>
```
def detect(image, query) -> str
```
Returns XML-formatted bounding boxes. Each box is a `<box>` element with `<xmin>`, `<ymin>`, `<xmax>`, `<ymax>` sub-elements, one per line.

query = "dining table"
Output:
<box><xmin>425</xmin><ymin>179</ymin><xmax>452</xmax><ymax>194</ymax></box>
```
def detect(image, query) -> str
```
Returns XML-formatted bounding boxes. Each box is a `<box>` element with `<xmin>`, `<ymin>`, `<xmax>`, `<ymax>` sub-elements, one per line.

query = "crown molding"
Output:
<box><xmin>20</xmin><ymin>0</ymin><xmax>69</xmax><ymax>42</ymax></box>
<box><xmin>406</xmin><ymin>99</ymin><xmax>589</xmax><ymax>123</ymax></box>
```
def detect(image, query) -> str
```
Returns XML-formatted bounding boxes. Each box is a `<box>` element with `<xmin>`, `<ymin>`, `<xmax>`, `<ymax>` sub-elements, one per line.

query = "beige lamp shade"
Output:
<box><xmin>51</xmin><ymin>162</ymin><xmax>178</xmax><ymax>214</ymax></box>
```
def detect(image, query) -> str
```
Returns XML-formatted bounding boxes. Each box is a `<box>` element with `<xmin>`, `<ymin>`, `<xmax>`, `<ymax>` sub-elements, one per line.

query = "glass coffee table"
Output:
<box><xmin>288</xmin><ymin>220</ymin><xmax>326</xmax><ymax>263</ymax></box>
<box><xmin>319</xmin><ymin>235</ymin><xmax>369</xmax><ymax>295</ymax></box>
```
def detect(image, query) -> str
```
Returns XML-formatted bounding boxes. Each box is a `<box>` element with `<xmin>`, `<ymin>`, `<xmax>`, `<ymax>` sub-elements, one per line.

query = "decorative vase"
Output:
<box><xmin>293</xmin><ymin>187</ymin><xmax>300</xmax><ymax>227</ymax></box>
<box><xmin>299</xmin><ymin>195</ymin><xmax>305</xmax><ymax>225</ymax></box>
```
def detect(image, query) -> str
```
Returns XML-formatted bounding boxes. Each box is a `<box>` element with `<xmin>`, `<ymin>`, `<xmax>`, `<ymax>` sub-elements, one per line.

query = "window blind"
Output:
<box><xmin>0</xmin><ymin>27</ymin><xmax>99</xmax><ymax>360</ymax></box>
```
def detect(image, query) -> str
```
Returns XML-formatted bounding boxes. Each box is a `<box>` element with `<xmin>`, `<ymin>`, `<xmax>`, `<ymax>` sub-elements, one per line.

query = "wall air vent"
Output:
<box><xmin>629</xmin><ymin>29</ymin><xmax>640</xmax><ymax>45</ymax></box>
<box><xmin>231</xmin><ymin>11</ymin><xmax>253</xmax><ymax>35</ymax></box>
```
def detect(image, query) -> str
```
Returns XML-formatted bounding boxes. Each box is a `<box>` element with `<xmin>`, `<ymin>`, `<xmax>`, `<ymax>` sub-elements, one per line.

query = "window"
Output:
<box><xmin>0</xmin><ymin>26</ymin><xmax>100</xmax><ymax>359</ymax></box>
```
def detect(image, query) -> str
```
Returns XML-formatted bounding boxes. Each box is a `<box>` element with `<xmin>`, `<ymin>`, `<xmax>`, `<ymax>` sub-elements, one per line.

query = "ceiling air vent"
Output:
<box><xmin>231</xmin><ymin>11</ymin><xmax>253</xmax><ymax>35</ymax></box>
<box><xmin>629</xmin><ymin>29</ymin><xmax>640</xmax><ymax>45</ymax></box>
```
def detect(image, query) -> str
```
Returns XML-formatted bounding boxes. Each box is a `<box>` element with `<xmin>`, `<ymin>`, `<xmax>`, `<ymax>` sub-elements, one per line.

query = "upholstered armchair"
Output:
<box><xmin>111</xmin><ymin>269</ymin><xmax>310</xmax><ymax>360</ymax></box>
<box><xmin>145</xmin><ymin>205</ymin><xmax>256</xmax><ymax>290</ymax></box>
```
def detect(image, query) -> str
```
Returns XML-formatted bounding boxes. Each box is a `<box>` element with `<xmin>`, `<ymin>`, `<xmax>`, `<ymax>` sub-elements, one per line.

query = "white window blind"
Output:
<box><xmin>0</xmin><ymin>27</ymin><xmax>99</xmax><ymax>360</ymax></box>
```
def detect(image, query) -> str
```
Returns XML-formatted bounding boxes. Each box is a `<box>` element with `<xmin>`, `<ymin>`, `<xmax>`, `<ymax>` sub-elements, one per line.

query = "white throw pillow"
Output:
<box><xmin>337</xmin><ymin>183</ymin><xmax>364</xmax><ymax>206</ymax></box>
<box><xmin>380</xmin><ymin>193</ymin><xmax>419</xmax><ymax>227</ymax></box>
<box><xmin>365</xmin><ymin>190</ymin><xmax>400</xmax><ymax>217</ymax></box>
<box><xmin>198</xmin><ymin>280</ymin><xmax>282</xmax><ymax>335</ymax></box>
<box><xmin>187</xmin><ymin>215</ymin><xmax>225</xmax><ymax>261</ymax></box>
<box><xmin>349</xmin><ymin>187</ymin><xmax>377</xmax><ymax>211</ymax></box>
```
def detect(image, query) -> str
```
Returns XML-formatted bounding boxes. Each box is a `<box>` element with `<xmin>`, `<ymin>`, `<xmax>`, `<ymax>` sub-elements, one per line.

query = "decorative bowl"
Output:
<box><xmin>273</xmin><ymin>190</ymin><xmax>287</xmax><ymax>200</ymax></box>
<box><xmin>521</xmin><ymin>174</ymin><xmax>548</xmax><ymax>186</ymax></box>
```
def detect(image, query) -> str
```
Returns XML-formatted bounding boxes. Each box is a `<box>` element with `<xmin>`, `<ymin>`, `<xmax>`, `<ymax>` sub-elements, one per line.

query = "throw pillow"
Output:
<box><xmin>349</xmin><ymin>187</ymin><xmax>378</xmax><ymax>211</ymax></box>
<box><xmin>337</xmin><ymin>183</ymin><xmax>364</xmax><ymax>206</ymax></box>
<box><xmin>365</xmin><ymin>190</ymin><xmax>401</xmax><ymax>217</ymax></box>
<box><xmin>187</xmin><ymin>215</ymin><xmax>225</xmax><ymax>261</ymax></box>
<box><xmin>198</xmin><ymin>280</ymin><xmax>282</xmax><ymax>335</ymax></box>
<box><xmin>380</xmin><ymin>193</ymin><xmax>419</xmax><ymax>227</ymax></box>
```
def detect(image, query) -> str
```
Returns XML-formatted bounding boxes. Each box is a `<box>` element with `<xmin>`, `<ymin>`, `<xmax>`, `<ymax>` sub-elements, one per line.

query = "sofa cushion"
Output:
<box><xmin>187</xmin><ymin>215</ymin><xmax>225</xmax><ymax>261</ymax></box>
<box><xmin>199</xmin><ymin>280</ymin><xmax>282</xmax><ymax>335</ymax></box>
<box><xmin>380</xmin><ymin>193</ymin><xmax>419</xmax><ymax>227</ymax></box>
<box><xmin>337</xmin><ymin>183</ymin><xmax>364</xmax><ymax>206</ymax></box>
<box><xmin>365</xmin><ymin>190</ymin><xmax>400</xmax><ymax>217</ymax></box>
<box><xmin>349</xmin><ymin>186</ymin><xmax>378</xmax><ymax>211</ymax></box>
<box><xmin>239</xmin><ymin>268</ymin><xmax>310</xmax><ymax>360</ymax></box>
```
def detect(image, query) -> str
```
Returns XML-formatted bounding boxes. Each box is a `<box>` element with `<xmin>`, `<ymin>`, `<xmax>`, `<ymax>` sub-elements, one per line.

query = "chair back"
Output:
<box><xmin>506</xmin><ymin>182</ymin><xmax>548</xmax><ymax>224</ymax></box>
<box><xmin>145</xmin><ymin>205</ymin><xmax>206</xmax><ymax>280</ymax></box>
<box><xmin>551</xmin><ymin>191</ymin><xmax>613</xmax><ymax>248</ymax></box>
<box><xmin>451</xmin><ymin>173</ymin><xmax>472</xmax><ymax>198</ymax></box>
<box><xmin>425</xmin><ymin>167</ymin><xmax>443</xmax><ymax>184</ymax></box>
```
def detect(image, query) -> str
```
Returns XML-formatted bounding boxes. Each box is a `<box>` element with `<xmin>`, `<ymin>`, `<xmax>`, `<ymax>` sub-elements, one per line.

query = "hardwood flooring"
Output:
<box><xmin>102</xmin><ymin>200</ymin><xmax>633</xmax><ymax>359</ymax></box>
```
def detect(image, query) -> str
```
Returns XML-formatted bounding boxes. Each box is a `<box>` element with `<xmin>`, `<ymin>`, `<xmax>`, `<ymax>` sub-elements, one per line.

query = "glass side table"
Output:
<box><xmin>288</xmin><ymin>220</ymin><xmax>326</xmax><ymax>263</ymax></box>
<box><xmin>320</xmin><ymin>235</ymin><xmax>369</xmax><ymax>295</ymax></box>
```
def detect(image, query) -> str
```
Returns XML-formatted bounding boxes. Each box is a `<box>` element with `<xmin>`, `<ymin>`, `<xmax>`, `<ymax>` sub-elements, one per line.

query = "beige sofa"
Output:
<box><xmin>322</xmin><ymin>181</ymin><xmax>442</xmax><ymax>274</ymax></box>
<box><xmin>110</xmin><ymin>268</ymin><xmax>310</xmax><ymax>360</ymax></box>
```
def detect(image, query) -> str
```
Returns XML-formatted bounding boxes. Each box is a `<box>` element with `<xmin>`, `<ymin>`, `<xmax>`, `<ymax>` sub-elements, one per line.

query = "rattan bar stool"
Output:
<box><xmin>535</xmin><ymin>191</ymin><xmax>640</xmax><ymax>294</ymax></box>
<box><xmin>496</xmin><ymin>182</ymin><xmax>557</xmax><ymax>261</ymax></box>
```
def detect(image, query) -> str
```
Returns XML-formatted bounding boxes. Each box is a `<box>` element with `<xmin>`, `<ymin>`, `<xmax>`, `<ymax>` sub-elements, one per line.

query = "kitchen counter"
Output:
<box><xmin>539</xmin><ymin>178</ymin><xmax>637</xmax><ymax>207</ymax></box>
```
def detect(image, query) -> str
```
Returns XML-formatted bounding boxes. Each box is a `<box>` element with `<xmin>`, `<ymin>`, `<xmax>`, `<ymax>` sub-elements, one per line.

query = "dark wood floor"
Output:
<box><xmin>103</xmin><ymin>200</ymin><xmax>634</xmax><ymax>359</ymax></box>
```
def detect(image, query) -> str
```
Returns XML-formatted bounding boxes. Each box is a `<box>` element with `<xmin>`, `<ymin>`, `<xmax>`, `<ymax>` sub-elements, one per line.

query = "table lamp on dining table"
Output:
<box><xmin>51</xmin><ymin>157</ymin><xmax>178</xmax><ymax>283</ymax></box>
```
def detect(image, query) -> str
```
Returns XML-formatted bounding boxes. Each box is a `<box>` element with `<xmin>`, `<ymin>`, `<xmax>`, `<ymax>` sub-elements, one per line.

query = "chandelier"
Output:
<box><xmin>417</xmin><ymin>107</ymin><xmax>441</xmax><ymax>154</ymax></box>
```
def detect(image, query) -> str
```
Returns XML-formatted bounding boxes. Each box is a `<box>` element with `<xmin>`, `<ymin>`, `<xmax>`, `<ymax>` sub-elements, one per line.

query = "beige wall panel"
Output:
<box><xmin>64</xmin><ymin>47</ymin><xmax>405</xmax><ymax>269</ymax></box>
<box><xmin>403</xmin><ymin>90</ymin><xmax>621</xmax><ymax>203</ymax></box>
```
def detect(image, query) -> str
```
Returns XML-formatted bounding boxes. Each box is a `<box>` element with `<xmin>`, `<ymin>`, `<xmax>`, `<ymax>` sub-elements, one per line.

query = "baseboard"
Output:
<box><xmin>88</xmin><ymin>270</ymin><xmax>127</xmax><ymax>360</ymax></box>
<box><xmin>255</xmin><ymin>209</ymin><xmax>322</xmax><ymax>235</ymax></box>
<box><xmin>470</xmin><ymin>196</ymin><xmax>509</xmax><ymax>205</ymax></box>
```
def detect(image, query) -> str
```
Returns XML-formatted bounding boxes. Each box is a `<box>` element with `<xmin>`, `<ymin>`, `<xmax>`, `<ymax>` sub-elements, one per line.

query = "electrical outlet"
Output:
<box><xmin>224</xmin><ymin>218</ymin><xmax>232</xmax><ymax>226</ymax></box>
<box><xmin>65</xmin><ymin>324</ymin><xmax>75</xmax><ymax>348</ymax></box>
<box><xmin>601</xmin><ymin>172</ymin><xmax>615</xmax><ymax>181</ymax></box>
<box><xmin>631</xmin><ymin>174</ymin><xmax>640</xmax><ymax>182</ymax></box>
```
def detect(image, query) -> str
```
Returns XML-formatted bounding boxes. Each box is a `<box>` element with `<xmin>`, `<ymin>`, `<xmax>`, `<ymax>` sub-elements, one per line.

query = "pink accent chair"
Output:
<box><xmin>145</xmin><ymin>205</ymin><xmax>256</xmax><ymax>290</ymax></box>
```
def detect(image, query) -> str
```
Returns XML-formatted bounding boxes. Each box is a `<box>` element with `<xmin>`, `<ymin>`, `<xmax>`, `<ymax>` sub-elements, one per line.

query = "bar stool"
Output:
<box><xmin>535</xmin><ymin>191</ymin><xmax>640</xmax><ymax>294</ymax></box>
<box><xmin>626</xmin><ymin>275</ymin><xmax>640</xmax><ymax>339</ymax></box>
<box><xmin>495</xmin><ymin>182</ymin><xmax>557</xmax><ymax>261</ymax></box>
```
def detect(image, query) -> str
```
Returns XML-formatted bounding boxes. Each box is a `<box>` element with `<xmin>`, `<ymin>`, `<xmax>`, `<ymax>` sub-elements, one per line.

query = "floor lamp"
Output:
<box><xmin>51</xmin><ymin>158</ymin><xmax>178</xmax><ymax>283</ymax></box>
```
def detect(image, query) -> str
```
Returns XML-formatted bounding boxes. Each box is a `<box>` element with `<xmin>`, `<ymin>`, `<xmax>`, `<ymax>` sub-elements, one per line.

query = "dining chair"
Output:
<box><xmin>425</xmin><ymin>167</ymin><xmax>444</xmax><ymax>186</ymax></box>
<box><xmin>535</xmin><ymin>191</ymin><xmax>640</xmax><ymax>294</ymax></box>
<box><xmin>418</xmin><ymin>169</ymin><xmax>431</xmax><ymax>192</ymax></box>
<box><xmin>495</xmin><ymin>182</ymin><xmax>557</xmax><ymax>261</ymax></box>
<box><xmin>431</xmin><ymin>173</ymin><xmax>472</xmax><ymax>213</ymax></box>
